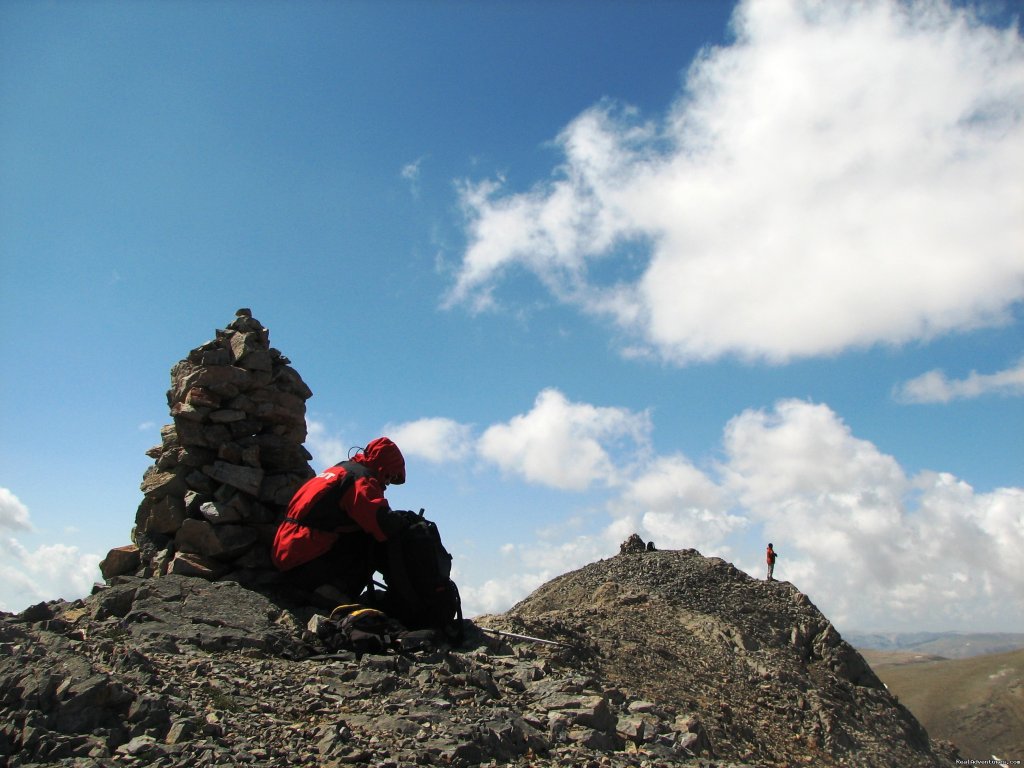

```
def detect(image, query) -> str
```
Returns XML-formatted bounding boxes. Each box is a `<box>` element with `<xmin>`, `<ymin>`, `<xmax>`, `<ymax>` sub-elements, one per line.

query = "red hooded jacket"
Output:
<box><xmin>271</xmin><ymin>437</ymin><xmax>407</xmax><ymax>571</ymax></box>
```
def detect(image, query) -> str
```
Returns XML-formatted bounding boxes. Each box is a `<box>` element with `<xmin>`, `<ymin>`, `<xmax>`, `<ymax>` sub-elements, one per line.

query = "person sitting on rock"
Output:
<box><xmin>271</xmin><ymin>437</ymin><xmax>416</xmax><ymax>603</ymax></box>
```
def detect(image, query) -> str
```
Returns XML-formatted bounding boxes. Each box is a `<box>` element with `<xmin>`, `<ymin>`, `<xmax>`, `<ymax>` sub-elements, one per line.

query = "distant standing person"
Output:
<box><xmin>766</xmin><ymin>543</ymin><xmax>778</xmax><ymax>581</ymax></box>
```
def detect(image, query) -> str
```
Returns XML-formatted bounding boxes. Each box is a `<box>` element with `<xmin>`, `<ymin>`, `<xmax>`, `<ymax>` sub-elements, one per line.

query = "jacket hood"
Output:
<box><xmin>354</xmin><ymin>437</ymin><xmax>406</xmax><ymax>485</ymax></box>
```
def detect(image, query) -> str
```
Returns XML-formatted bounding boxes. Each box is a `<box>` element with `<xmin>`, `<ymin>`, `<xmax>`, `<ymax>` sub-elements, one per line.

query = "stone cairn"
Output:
<box><xmin>100</xmin><ymin>309</ymin><xmax>315</xmax><ymax>585</ymax></box>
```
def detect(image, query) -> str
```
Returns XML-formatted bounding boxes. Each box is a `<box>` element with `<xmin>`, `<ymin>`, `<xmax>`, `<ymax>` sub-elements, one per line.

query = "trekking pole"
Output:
<box><xmin>477</xmin><ymin>627</ymin><xmax>576</xmax><ymax>648</ymax></box>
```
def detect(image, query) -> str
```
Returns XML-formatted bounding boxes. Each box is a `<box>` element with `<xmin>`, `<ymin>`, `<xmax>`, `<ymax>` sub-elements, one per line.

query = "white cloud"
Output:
<box><xmin>722</xmin><ymin>400</ymin><xmax>909</xmax><ymax>514</ymax></box>
<box><xmin>0</xmin><ymin>487</ymin><xmax>32</xmax><ymax>531</ymax></box>
<box><xmin>0</xmin><ymin>537</ymin><xmax>101</xmax><ymax>613</ymax></box>
<box><xmin>460</xmin><ymin>535</ymin><xmax>611</xmax><ymax>617</ymax></box>
<box><xmin>449</xmin><ymin>0</ymin><xmax>1024</xmax><ymax>363</ymax></box>
<box><xmin>384</xmin><ymin>417</ymin><xmax>476</xmax><ymax>462</ymax></box>
<box><xmin>614</xmin><ymin>455</ymin><xmax>745</xmax><ymax>553</ymax></box>
<box><xmin>460</xmin><ymin>571</ymin><xmax>549</xmax><ymax>617</ymax></box>
<box><xmin>305</xmin><ymin>419</ymin><xmax>352</xmax><ymax>470</ymax></box>
<box><xmin>477</xmin><ymin>388</ymin><xmax>651</xmax><ymax>491</ymax></box>
<box><xmin>0</xmin><ymin>488</ymin><xmax>101</xmax><ymax>612</ymax></box>
<box><xmin>401</xmin><ymin>157</ymin><xmax>425</xmax><ymax>199</ymax></box>
<box><xmin>719</xmin><ymin>399</ymin><xmax>1023</xmax><ymax>629</ymax></box>
<box><xmin>401</xmin><ymin>158</ymin><xmax>422</xmax><ymax>182</ymax></box>
<box><xmin>894</xmin><ymin>358</ymin><xmax>1024</xmax><ymax>403</ymax></box>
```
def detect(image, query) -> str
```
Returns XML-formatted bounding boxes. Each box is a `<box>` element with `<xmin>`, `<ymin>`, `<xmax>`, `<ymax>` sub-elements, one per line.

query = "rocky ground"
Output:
<box><xmin>480</xmin><ymin>543</ymin><xmax>961</xmax><ymax>767</ymax></box>
<box><xmin>1</xmin><ymin>543</ymin><xmax>961</xmax><ymax>767</ymax></box>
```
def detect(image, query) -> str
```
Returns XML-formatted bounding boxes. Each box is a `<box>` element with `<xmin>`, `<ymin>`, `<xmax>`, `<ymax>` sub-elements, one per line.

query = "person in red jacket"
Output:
<box><xmin>766</xmin><ymin>542</ymin><xmax>779</xmax><ymax>581</ymax></box>
<box><xmin>272</xmin><ymin>437</ymin><xmax>416</xmax><ymax>601</ymax></box>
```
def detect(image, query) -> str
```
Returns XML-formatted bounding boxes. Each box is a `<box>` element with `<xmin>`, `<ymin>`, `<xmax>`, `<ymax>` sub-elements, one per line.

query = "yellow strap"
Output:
<box><xmin>330</xmin><ymin>603</ymin><xmax>386</xmax><ymax>622</ymax></box>
<box><xmin>329</xmin><ymin>603</ymin><xmax>365</xmax><ymax>620</ymax></box>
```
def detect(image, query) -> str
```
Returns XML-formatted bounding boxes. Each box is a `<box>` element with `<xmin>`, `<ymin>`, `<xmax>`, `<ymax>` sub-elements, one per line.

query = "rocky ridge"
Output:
<box><xmin>2</xmin><ymin>541</ymin><xmax>959</xmax><ymax>767</ymax></box>
<box><xmin>478</xmin><ymin>543</ymin><xmax>960</xmax><ymax>767</ymax></box>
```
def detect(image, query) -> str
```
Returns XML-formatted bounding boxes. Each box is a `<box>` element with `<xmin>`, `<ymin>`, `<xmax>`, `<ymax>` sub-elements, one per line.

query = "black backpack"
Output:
<box><xmin>372</xmin><ymin>511</ymin><xmax>463</xmax><ymax>642</ymax></box>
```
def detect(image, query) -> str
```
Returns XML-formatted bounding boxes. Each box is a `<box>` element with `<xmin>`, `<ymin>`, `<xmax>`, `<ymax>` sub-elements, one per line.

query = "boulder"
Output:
<box><xmin>100</xmin><ymin>545</ymin><xmax>141</xmax><ymax>580</ymax></box>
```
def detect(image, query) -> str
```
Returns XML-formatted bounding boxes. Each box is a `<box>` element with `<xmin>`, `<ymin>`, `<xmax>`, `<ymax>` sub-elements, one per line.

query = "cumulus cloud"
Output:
<box><xmin>477</xmin><ymin>388</ymin><xmax>651</xmax><ymax>491</ymax></box>
<box><xmin>0</xmin><ymin>487</ymin><xmax>32</xmax><ymax>531</ymax></box>
<box><xmin>449</xmin><ymin>0</ymin><xmax>1024</xmax><ymax>363</ymax></box>
<box><xmin>459</xmin><ymin>534</ymin><xmax>612</xmax><ymax>617</ymax></box>
<box><xmin>384</xmin><ymin>417</ymin><xmax>476</xmax><ymax>462</ymax></box>
<box><xmin>614</xmin><ymin>455</ymin><xmax>746</xmax><ymax>553</ymax></box>
<box><xmin>719</xmin><ymin>399</ymin><xmax>1023</xmax><ymax>629</ymax></box>
<box><xmin>894</xmin><ymin>358</ymin><xmax>1024</xmax><ymax>403</ymax></box>
<box><xmin>305</xmin><ymin>419</ymin><xmax>352</xmax><ymax>470</ymax></box>
<box><xmin>460</xmin><ymin>570</ymin><xmax>550</xmax><ymax>616</ymax></box>
<box><xmin>0</xmin><ymin>537</ymin><xmax>101</xmax><ymax>612</ymax></box>
<box><xmin>0</xmin><ymin>488</ymin><xmax>101</xmax><ymax>611</ymax></box>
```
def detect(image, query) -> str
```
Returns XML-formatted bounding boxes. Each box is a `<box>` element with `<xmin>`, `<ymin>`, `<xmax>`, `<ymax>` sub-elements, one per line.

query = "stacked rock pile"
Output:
<box><xmin>100</xmin><ymin>309</ymin><xmax>315</xmax><ymax>585</ymax></box>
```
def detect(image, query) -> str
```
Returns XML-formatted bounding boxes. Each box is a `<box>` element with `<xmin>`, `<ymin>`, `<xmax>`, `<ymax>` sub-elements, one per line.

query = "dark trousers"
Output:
<box><xmin>284</xmin><ymin>532</ymin><xmax>382</xmax><ymax>599</ymax></box>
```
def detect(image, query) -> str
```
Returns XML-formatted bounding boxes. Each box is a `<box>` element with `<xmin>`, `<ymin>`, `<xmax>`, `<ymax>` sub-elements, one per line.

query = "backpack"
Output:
<box><xmin>372</xmin><ymin>511</ymin><xmax>464</xmax><ymax>642</ymax></box>
<box><xmin>315</xmin><ymin>604</ymin><xmax>443</xmax><ymax>656</ymax></box>
<box><xmin>322</xmin><ymin>604</ymin><xmax>405</xmax><ymax>654</ymax></box>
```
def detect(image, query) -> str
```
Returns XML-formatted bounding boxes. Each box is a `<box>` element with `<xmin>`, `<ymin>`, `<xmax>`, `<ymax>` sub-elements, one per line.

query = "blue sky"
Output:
<box><xmin>1</xmin><ymin>0</ymin><xmax>1022</xmax><ymax>634</ymax></box>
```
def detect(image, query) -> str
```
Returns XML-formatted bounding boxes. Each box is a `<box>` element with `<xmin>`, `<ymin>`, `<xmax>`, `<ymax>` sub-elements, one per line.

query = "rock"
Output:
<box><xmin>167</xmin><ymin>551</ymin><xmax>229</xmax><ymax>579</ymax></box>
<box><xmin>199</xmin><ymin>500</ymin><xmax>242</xmax><ymax>525</ymax></box>
<box><xmin>204</xmin><ymin>460</ymin><xmax>264</xmax><ymax>496</ymax></box>
<box><xmin>139</xmin><ymin>467</ymin><xmax>187</xmax><ymax>498</ymax></box>
<box><xmin>141</xmin><ymin>495</ymin><xmax>187</xmax><ymax>534</ymax></box>
<box><xmin>99</xmin><ymin>545</ymin><xmax>141</xmax><ymax>579</ymax></box>
<box><xmin>175</xmin><ymin>518</ymin><xmax>224</xmax><ymax>558</ymax></box>
<box><xmin>619</xmin><ymin>533</ymin><xmax>647</xmax><ymax>554</ymax></box>
<box><xmin>18</xmin><ymin>601</ymin><xmax>55</xmax><ymax>622</ymax></box>
<box><xmin>212</xmin><ymin>524</ymin><xmax>260</xmax><ymax>560</ymax></box>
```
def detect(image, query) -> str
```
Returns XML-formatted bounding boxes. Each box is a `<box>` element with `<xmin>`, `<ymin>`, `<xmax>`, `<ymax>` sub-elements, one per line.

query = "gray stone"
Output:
<box><xmin>139</xmin><ymin>466</ymin><xmax>187</xmax><ymax>498</ymax></box>
<box><xmin>204</xmin><ymin>461</ymin><xmax>264</xmax><ymax>496</ymax></box>
<box><xmin>175</xmin><ymin>519</ymin><xmax>224</xmax><ymax>558</ymax></box>
<box><xmin>238</xmin><ymin>348</ymin><xmax>273</xmax><ymax>372</ymax></box>
<box><xmin>199</xmin><ymin>500</ymin><xmax>241</xmax><ymax>525</ymax></box>
<box><xmin>169</xmin><ymin>361</ymin><xmax>251</xmax><ymax>403</ymax></box>
<box><xmin>99</xmin><ymin>545</ymin><xmax>140</xmax><ymax>580</ymax></box>
<box><xmin>212</xmin><ymin>524</ymin><xmax>259</xmax><ymax>560</ymax></box>
<box><xmin>142</xmin><ymin>495</ymin><xmax>186</xmax><ymax>534</ymax></box>
<box><xmin>208</xmin><ymin>408</ymin><xmax>247</xmax><ymax>423</ymax></box>
<box><xmin>167</xmin><ymin>552</ymin><xmax>228</xmax><ymax>580</ymax></box>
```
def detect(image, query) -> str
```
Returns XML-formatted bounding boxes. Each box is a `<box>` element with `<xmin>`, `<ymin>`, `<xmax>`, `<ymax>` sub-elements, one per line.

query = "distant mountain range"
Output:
<box><xmin>848</xmin><ymin>631</ymin><xmax>1024</xmax><ymax>659</ymax></box>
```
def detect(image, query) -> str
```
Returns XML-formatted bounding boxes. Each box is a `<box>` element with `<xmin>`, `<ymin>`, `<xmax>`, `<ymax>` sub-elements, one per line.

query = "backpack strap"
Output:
<box><xmin>386</xmin><ymin>528</ymin><xmax>423</xmax><ymax>610</ymax></box>
<box><xmin>288</xmin><ymin>461</ymin><xmax>371</xmax><ymax>531</ymax></box>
